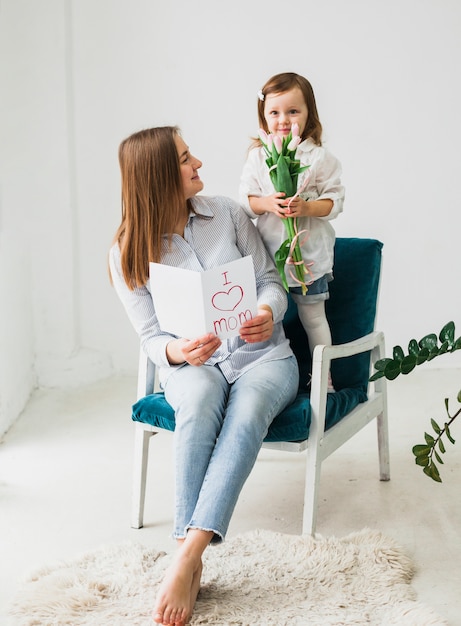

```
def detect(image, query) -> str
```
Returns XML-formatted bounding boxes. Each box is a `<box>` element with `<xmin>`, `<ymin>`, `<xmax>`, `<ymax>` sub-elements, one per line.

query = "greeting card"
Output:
<box><xmin>149</xmin><ymin>256</ymin><xmax>257</xmax><ymax>339</ymax></box>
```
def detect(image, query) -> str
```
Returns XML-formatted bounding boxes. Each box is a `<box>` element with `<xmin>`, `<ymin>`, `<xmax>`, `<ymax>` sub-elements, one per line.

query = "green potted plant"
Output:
<box><xmin>370</xmin><ymin>321</ymin><xmax>461</xmax><ymax>482</ymax></box>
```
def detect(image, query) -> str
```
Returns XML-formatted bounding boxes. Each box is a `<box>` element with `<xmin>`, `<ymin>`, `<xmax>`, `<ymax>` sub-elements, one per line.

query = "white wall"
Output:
<box><xmin>1</xmin><ymin>0</ymin><xmax>461</xmax><ymax>434</ymax></box>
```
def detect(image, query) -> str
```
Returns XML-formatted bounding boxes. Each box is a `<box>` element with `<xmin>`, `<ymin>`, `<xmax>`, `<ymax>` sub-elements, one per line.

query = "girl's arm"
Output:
<box><xmin>239</xmin><ymin>147</ymin><xmax>283</xmax><ymax>217</ymax></box>
<box><xmin>239</xmin><ymin>146</ymin><xmax>288</xmax><ymax>217</ymax></box>
<box><xmin>282</xmin><ymin>148</ymin><xmax>344</xmax><ymax>220</ymax></box>
<box><xmin>248</xmin><ymin>193</ymin><xmax>288</xmax><ymax>217</ymax></box>
<box><xmin>284</xmin><ymin>197</ymin><xmax>334</xmax><ymax>218</ymax></box>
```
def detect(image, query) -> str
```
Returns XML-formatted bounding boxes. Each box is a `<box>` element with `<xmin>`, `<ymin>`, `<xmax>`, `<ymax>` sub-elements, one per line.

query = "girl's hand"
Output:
<box><xmin>249</xmin><ymin>193</ymin><xmax>287</xmax><ymax>217</ymax></box>
<box><xmin>239</xmin><ymin>306</ymin><xmax>274</xmax><ymax>343</ymax></box>
<box><xmin>282</xmin><ymin>196</ymin><xmax>308</xmax><ymax>218</ymax></box>
<box><xmin>284</xmin><ymin>197</ymin><xmax>334</xmax><ymax>218</ymax></box>
<box><xmin>167</xmin><ymin>333</ymin><xmax>221</xmax><ymax>366</ymax></box>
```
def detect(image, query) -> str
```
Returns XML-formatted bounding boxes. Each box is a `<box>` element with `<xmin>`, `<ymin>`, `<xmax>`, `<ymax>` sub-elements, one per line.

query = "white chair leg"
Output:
<box><xmin>377</xmin><ymin>410</ymin><xmax>390</xmax><ymax>481</ymax></box>
<box><xmin>131</xmin><ymin>424</ymin><xmax>156</xmax><ymax>529</ymax></box>
<box><xmin>302</xmin><ymin>441</ymin><xmax>323</xmax><ymax>536</ymax></box>
<box><xmin>303</xmin><ymin>346</ymin><xmax>330</xmax><ymax>536</ymax></box>
<box><xmin>373</xmin><ymin>336</ymin><xmax>390</xmax><ymax>482</ymax></box>
<box><xmin>375</xmin><ymin>373</ymin><xmax>390</xmax><ymax>481</ymax></box>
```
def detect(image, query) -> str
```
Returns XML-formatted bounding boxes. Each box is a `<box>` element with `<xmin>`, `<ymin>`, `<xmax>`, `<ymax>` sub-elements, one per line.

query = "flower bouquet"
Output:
<box><xmin>258</xmin><ymin>123</ymin><xmax>312</xmax><ymax>295</ymax></box>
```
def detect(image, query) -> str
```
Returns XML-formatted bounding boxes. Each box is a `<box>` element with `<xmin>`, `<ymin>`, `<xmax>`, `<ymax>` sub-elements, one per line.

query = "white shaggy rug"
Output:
<box><xmin>6</xmin><ymin>528</ymin><xmax>447</xmax><ymax>626</ymax></box>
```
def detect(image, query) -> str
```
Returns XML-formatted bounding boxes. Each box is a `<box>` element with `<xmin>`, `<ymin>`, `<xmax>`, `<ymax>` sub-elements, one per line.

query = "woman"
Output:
<box><xmin>109</xmin><ymin>126</ymin><xmax>299</xmax><ymax>626</ymax></box>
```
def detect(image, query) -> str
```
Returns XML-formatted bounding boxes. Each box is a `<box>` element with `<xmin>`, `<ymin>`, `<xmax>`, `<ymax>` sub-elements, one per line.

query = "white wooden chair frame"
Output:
<box><xmin>131</xmin><ymin>330</ymin><xmax>389</xmax><ymax>535</ymax></box>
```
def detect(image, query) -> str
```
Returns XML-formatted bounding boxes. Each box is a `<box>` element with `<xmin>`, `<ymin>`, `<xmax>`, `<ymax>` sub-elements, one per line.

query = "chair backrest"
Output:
<box><xmin>282</xmin><ymin>238</ymin><xmax>383</xmax><ymax>393</ymax></box>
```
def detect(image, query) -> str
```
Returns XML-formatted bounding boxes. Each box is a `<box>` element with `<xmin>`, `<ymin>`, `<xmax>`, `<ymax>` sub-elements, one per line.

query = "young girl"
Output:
<box><xmin>239</xmin><ymin>72</ymin><xmax>345</xmax><ymax>391</ymax></box>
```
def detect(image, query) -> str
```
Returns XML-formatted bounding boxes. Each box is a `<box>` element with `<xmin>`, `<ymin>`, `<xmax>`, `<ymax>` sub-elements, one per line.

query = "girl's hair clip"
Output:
<box><xmin>257</xmin><ymin>90</ymin><xmax>265</xmax><ymax>102</ymax></box>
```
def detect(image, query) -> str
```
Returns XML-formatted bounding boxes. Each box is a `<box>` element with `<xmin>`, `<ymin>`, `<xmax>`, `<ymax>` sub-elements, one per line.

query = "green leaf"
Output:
<box><xmin>373</xmin><ymin>358</ymin><xmax>393</xmax><ymax>372</ymax></box>
<box><xmin>408</xmin><ymin>339</ymin><xmax>419</xmax><ymax>355</ymax></box>
<box><xmin>275</xmin><ymin>154</ymin><xmax>296</xmax><ymax>197</ymax></box>
<box><xmin>431</xmin><ymin>418</ymin><xmax>441</xmax><ymax>434</ymax></box>
<box><xmin>393</xmin><ymin>345</ymin><xmax>405</xmax><ymax>362</ymax></box>
<box><xmin>439</xmin><ymin>321</ymin><xmax>455</xmax><ymax>346</ymax></box>
<box><xmin>415</xmin><ymin>454</ymin><xmax>430</xmax><ymax>466</ymax></box>
<box><xmin>419</xmin><ymin>333</ymin><xmax>438</xmax><ymax>350</ymax></box>
<box><xmin>434</xmin><ymin>450</ymin><xmax>444</xmax><ymax>464</ymax></box>
<box><xmin>424</xmin><ymin>432</ymin><xmax>435</xmax><ymax>445</ymax></box>
<box><xmin>295</xmin><ymin>164</ymin><xmax>309</xmax><ymax>175</ymax></box>
<box><xmin>457</xmin><ymin>389</ymin><xmax>461</xmax><ymax>403</ymax></box>
<box><xmin>383</xmin><ymin>360</ymin><xmax>401</xmax><ymax>380</ymax></box>
<box><xmin>274</xmin><ymin>241</ymin><xmax>290</xmax><ymax>291</ymax></box>
<box><xmin>445</xmin><ymin>424</ymin><xmax>456</xmax><ymax>444</ymax></box>
<box><xmin>438</xmin><ymin>341</ymin><xmax>449</xmax><ymax>355</ymax></box>
<box><xmin>413</xmin><ymin>444</ymin><xmax>432</xmax><ymax>457</ymax></box>
<box><xmin>369</xmin><ymin>370</ymin><xmax>385</xmax><ymax>381</ymax></box>
<box><xmin>438</xmin><ymin>439</ymin><xmax>446</xmax><ymax>454</ymax></box>
<box><xmin>268</xmin><ymin>168</ymin><xmax>278</xmax><ymax>189</ymax></box>
<box><xmin>423</xmin><ymin>462</ymin><xmax>442</xmax><ymax>482</ymax></box>
<box><xmin>427</xmin><ymin>348</ymin><xmax>439</xmax><ymax>362</ymax></box>
<box><xmin>416</xmin><ymin>347</ymin><xmax>429</xmax><ymax>365</ymax></box>
<box><xmin>453</xmin><ymin>337</ymin><xmax>461</xmax><ymax>350</ymax></box>
<box><xmin>400</xmin><ymin>354</ymin><xmax>417</xmax><ymax>374</ymax></box>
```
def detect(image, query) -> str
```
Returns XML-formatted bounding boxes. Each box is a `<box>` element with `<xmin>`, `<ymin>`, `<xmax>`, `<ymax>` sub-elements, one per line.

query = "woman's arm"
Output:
<box><xmin>110</xmin><ymin>244</ymin><xmax>223</xmax><ymax>367</ymax></box>
<box><xmin>109</xmin><ymin>244</ymin><xmax>176</xmax><ymax>367</ymax></box>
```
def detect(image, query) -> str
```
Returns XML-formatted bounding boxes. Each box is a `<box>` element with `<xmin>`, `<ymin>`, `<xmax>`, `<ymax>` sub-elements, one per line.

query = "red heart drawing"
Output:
<box><xmin>212</xmin><ymin>285</ymin><xmax>244</xmax><ymax>311</ymax></box>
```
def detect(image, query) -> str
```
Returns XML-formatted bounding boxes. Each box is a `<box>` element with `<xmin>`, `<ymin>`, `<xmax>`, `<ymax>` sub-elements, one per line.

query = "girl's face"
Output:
<box><xmin>174</xmin><ymin>135</ymin><xmax>203</xmax><ymax>200</ymax></box>
<box><xmin>263</xmin><ymin>87</ymin><xmax>308</xmax><ymax>138</ymax></box>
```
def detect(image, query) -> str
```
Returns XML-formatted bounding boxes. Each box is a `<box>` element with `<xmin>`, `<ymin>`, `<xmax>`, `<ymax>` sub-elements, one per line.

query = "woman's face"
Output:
<box><xmin>263</xmin><ymin>87</ymin><xmax>308</xmax><ymax>138</ymax></box>
<box><xmin>174</xmin><ymin>135</ymin><xmax>203</xmax><ymax>199</ymax></box>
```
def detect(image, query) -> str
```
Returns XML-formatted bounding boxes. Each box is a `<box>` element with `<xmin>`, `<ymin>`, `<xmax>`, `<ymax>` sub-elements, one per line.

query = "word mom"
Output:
<box><xmin>211</xmin><ymin>270</ymin><xmax>253</xmax><ymax>335</ymax></box>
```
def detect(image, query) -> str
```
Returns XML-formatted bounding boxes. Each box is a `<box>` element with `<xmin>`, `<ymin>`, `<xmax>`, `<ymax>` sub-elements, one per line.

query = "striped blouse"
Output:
<box><xmin>109</xmin><ymin>195</ymin><xmax>293</xmax><ymax>387</ymax></box>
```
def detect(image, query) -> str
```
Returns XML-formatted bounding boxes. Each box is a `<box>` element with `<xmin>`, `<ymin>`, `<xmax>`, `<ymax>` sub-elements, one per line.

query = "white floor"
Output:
<box><xmin>1</xmin><ymin>368</ymin><xmax>460</xmax><ymax>624</ymax></box>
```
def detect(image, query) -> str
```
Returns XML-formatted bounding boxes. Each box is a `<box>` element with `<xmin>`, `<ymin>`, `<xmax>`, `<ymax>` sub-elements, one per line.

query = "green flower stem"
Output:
<box><xmin>284</xmin><ymin>217</ymin><xmax>307</xmax><ymax>295</ymax></box>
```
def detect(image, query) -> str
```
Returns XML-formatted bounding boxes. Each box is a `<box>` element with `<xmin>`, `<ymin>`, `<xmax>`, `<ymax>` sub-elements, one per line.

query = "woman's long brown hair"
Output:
<box><xmin>112</xmin><ymin>126</ymin><xmax>188</xmax><ymax>289</ymax></box>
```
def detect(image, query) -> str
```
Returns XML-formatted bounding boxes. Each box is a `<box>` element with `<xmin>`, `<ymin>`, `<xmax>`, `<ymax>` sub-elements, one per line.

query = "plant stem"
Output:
<box><xmin>284</xmin><ymin>217</ymin><xmax>307</xmax><ymax>294</ymax></box>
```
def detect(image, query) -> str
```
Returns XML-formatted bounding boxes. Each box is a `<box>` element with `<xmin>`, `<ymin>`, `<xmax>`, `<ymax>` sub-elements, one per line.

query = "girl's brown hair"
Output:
<box><xmin>256</xmin><ymin>72</ymin><xmax>323</xmax><ymax>146</ymax></box>
<box><xmin>112</xmin><ymin>126</ymin><xmax>189</xmax><ymax>289</ymax></box>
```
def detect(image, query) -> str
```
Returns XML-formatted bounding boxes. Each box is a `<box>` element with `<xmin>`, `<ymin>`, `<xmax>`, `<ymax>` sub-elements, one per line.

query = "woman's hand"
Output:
<box><xmin>239</xmin><ymin>305</ymin><xmax>274</xmax><ymax>344</ymax></box>
<box><xmin>166</xmin><ymin>333</ymin><xmax>221</xmax><ymax>366</ymax></box>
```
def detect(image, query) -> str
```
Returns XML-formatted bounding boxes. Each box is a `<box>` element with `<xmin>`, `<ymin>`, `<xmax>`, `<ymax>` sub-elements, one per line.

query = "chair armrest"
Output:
<box><xmin>137</xmin><ymin>349</ymin><xmax>156</xmax><ymax>400</ymax></box>
<box><xmin>309</xmin><ymin>331</ymin><xmax>386</xmax><ymax>437</ymax></box>
<box><xmin>314</xmin><ymin>330</ymin><xmax>385</xmax><ymax>363</ymax></box>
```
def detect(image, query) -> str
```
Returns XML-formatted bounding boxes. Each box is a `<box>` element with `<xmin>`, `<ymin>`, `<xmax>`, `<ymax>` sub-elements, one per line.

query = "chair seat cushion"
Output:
<box><xmin>131</xmin><ymin>387</ymin><xmax>367</xmax><ymax>443</ymax></box>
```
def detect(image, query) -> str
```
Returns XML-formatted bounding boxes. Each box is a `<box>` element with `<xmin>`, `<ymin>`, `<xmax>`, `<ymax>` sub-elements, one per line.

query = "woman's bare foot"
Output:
<box><xmin>152</xmin><ymin>553</ymin><xmax>199</xmax><ymax>625</ymax></box>
<box><xmin>188</xmin><ymin>559</ymin><xmax>203</xmax><ymax>620</ymax></box>
<box><xmin>152</xmin><ymin>530</ymin><xmax>212</xmax><ymax>625</ymax></box>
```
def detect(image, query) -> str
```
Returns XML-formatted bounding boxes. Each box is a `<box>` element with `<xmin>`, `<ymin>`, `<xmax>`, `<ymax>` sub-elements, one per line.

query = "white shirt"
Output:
<box><xmin>109</xmin><ymin>195</ymin><xmax>293</xmax><ymax>387</ymax></box>
<box><xmin>239</xmin><ymin>138</ymin><xmax>345</xmax><ymax>284</ymax></box>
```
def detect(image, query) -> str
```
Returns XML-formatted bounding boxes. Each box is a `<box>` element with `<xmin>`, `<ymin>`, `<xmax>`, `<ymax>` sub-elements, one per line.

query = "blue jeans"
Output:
<box><xmin>163</xmin><ymin>355</ymin><xmax>299</xmax><ymax>542</ymax></box>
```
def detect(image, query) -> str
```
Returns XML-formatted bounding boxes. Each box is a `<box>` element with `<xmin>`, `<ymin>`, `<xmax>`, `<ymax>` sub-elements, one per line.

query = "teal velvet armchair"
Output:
<box><xmin>130</xmin><ymin>237</ymin><xmax>390</xmax><ymax>535</ymax></box>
